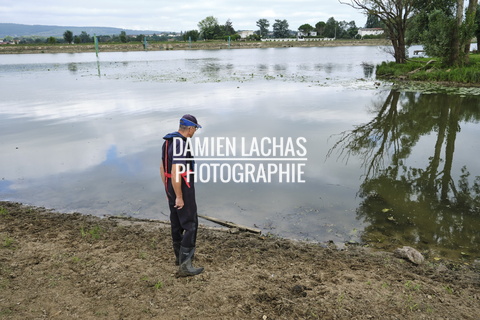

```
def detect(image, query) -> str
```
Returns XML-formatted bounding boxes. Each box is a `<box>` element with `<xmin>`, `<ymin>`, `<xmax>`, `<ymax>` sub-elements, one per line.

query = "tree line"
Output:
<box><xmin>191</xmin><ymin>16</ymin><xmax>365</xmax><ymax>41</ymax></box>
<box><xmin>14</xmin><ymin>30</ymin><xmax>179</xmax><ymax>45</ymax></box>
<box><xmin>14</xmin><ymin>14</ymin><xmax>371</xmax><ymax>45</ymax></box>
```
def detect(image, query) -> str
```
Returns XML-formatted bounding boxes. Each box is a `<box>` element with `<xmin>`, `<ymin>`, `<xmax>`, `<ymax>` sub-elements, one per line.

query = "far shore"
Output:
<box><xmin>0</xmin><ymin>39</ymin><xmax>391</xmax><ymax>54</ymax></box>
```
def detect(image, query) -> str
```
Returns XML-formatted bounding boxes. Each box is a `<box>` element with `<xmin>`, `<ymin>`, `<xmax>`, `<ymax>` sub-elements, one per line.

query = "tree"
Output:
<box><xmin>315</xmin><ymin>21</ymin><xmax>326</xmax><ymax>37</ymax></box>
<box><xmin>476</xmin><ymin>4</ymin><xmax>480</xmax><ymax>52</ymax></box>
<box><xmin>365</xmin><ymin>14</ymin><xmax>383</xmax><ymax>28</ymax></box>
<box><xmin>79</xmin><ymin>31</ymin><xmax>92</xmax><ymax>43</ymax></box>
<box><xmin>461</xmin><ymin>0</ymin><xmax>479</xmax><ymax>63</ymax></box>
<box><xmin>406</xmin><ymin>1</ymin><xmax>455</xmax><ymax>52</ymax></box>
<box><xmin>417</xmin><ymin>10</ymin><xmax>456</xmax><ymax>63</ymax></box>
<box><xmin>63</xmin><ymin>30</ymin><xmax>73</xmax><ymax>44</ymax></box>
<box><xmin>120</xmin><ymin>31</ymin><xmax>127</xmax><ymax>43</ymax></box>
<box><xmin>407</xmin><ymin>0</ymin><xmax>477</xmax><ymax>66</ymax></box>
<box><xmin>256</xmin><ymin>19</ymin><xmax>270</xmax><ymax>38</ymax></box>
<box><xmin>223</xmin><ymin>19</ymin><xmax>236</xmax><ymax>36</ymax></box>
<box><xmin>273</xmin><ymin>19</ymin><xmax>290</xmax><ymax>38</ymax></box>
<box><xmin>340</xmin><ymin>0</ymin><xmax>416</xmax><ymax>64</ymax></box>
<box><xmin>344</xmin><ymin>21</ymin><xmax>359</xmax><ymax>39</ymax></box>
<box><xmin>324</xmin><ymin>17</ymin><xmax>338</xmax><ymax>38</ymax></box>
<box><xmin>183</xmin><ymin>30</ymin><xmax>200</xmax><ymax>42</ymax></box>
<box><xmin>298</xmin><ymin>23</ymin><xmax>314</xmax><ymax>36</ymax></box>
<box><xmin>47</xmin><ymin>36</ymin><xmax>56</xmax><ymax>44</ymax></box>
<box><xmin>135</xmin><ymin>34</ymin><xmax>146</xmax><ymax>42</ymax></box>
<box><xmin>198</xmin><ymin>16</ymin><xmax>219</xmax><ymax>40</ymax></box>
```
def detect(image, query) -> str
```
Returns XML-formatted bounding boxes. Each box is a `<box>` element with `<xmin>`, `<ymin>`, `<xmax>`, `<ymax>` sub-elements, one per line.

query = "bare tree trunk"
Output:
<box><xmin>387</xmin><ymin>25</ymin><xmax>406</xmax><ymax>63</ymax></box>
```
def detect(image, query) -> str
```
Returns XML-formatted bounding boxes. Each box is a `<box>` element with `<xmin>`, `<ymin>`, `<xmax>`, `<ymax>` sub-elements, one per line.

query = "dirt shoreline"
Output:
<box><xmin>0</xmin><ymin>39</ymin><xmax>390</xmax><ymax>54</ymax></box>
<box><xmin>0</xmin><ymin>201</ymin><xmax>478</xmax><ymax>319</ymax></box>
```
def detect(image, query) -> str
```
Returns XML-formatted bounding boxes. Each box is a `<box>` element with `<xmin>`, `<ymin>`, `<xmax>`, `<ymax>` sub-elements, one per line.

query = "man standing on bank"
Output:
<box><xmin>160</xmin><ymin>114</ymin><xmax>204</xmax><ymax>277</ymax></box>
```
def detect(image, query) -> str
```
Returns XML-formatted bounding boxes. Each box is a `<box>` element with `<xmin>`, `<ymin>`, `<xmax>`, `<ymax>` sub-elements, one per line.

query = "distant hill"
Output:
<box><xmin>0</xmin><ymin>23</ymin><xmax>170</xmax><ymax>38</ymax></box>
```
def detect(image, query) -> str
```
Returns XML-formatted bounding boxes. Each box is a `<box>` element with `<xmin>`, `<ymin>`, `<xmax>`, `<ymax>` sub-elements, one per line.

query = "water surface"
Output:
<box><xmin>1</xmin><ymin>46</ymin><xmax>479</xmax><ymax>260</ymax></box>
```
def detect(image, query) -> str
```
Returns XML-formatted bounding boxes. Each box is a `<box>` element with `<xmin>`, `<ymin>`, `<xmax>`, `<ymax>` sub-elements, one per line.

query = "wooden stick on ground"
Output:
<box><xmin>199</xmin><ymin>215</ymin><xmax>261</xmax><ymax>234</ymax></box>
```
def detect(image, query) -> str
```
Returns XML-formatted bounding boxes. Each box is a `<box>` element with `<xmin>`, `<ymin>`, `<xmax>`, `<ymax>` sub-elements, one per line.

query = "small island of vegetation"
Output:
<box><xmin>341</xmin><ymin>0</ymin><xmax>480</xmax><ymax>86</ymax></box>
<box><xmin>377</xmin><ymin>54</ymin><xmax>480</xmax><ymax>85</ymax></box>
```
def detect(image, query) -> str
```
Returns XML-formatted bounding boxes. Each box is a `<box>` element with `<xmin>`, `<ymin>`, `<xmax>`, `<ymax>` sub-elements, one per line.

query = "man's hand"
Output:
<box><xmin>174</xmin><ymin>197</ymin><xmax>184</xmax><ymax>210</ymax></box>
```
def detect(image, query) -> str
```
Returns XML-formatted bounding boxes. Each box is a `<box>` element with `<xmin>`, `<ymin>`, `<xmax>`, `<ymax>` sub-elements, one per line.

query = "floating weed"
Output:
<box><xmin>392</xmin><ymin>82</ymin><xmax>480</xmax><ymax>96</ymax></box>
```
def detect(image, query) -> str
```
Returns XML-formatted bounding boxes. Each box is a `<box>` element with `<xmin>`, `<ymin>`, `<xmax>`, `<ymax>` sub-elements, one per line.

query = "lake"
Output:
<box><xmin>1</xmin><ymin>45</ymin><xmax>479</xmax><ymax>260</ymax></box>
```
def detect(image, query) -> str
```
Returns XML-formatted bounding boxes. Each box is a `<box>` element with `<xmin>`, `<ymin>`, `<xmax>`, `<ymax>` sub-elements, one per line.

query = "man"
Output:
<box><xmin>160</xmin><ymin>114</ymin><xmax>204</xmax><ymax>277</ymax></box>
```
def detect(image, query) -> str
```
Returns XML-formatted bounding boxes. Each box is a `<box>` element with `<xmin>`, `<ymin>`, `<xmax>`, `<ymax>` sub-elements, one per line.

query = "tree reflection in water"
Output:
<box><xmin>328</xmin><ymin>90</ymin><xmax>480</xmax><ymax>260</ymax></box>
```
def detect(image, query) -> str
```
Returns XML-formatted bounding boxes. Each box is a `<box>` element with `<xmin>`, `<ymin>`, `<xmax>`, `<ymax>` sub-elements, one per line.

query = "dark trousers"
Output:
<box><xmin>167</xmin><ymin>182</ymin><xmax>198</xmax><ymax>248</ymax></box>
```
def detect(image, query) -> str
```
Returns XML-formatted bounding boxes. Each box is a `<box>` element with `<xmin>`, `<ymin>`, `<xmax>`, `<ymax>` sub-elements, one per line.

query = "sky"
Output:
<box><xmin>1</xmin><ymin>0</ymin><xmax>368</xmax><ymax>32</ymax></box>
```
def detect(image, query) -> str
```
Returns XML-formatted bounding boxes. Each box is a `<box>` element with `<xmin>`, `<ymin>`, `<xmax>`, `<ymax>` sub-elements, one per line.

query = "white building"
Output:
<box><xmin>238</xmin><ymin>30</ymin><xmax>255</xmax><ymax>39</ymax></box>
<box><xmin>297</xmin><ymin>31</ymin><xmax>317</xmax><ymax>37</ymax></box>
<box><xmin>358</xmin><ymin>28</ymin><xmax>384</xmax><ymax>38</ymax></box>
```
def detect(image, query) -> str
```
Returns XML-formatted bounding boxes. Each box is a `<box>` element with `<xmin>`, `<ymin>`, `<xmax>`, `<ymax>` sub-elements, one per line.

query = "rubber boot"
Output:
<box><xmin>173</xmin><ymin>242</ymin><xmax>181</xmax><ymax>266</ymax></box>
<box><xmin>178</xmin><ymin>246</ymin><xmax>204</xmax><ymax>277</ymax></box>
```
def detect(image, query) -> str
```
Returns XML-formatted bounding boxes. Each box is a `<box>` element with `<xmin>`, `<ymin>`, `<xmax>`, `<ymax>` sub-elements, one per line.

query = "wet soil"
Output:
<box><xmin>0</xmin><ymin>201</ymin><xmax>479</xmax><ymax>319</ymax></box>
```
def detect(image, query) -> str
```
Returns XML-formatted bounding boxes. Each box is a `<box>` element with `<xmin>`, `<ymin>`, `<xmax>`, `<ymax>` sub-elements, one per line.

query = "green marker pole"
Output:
<box><xmin>94</xmin><ymin>34</ymin><xmax>99</xmax><ymax>57</ymax></box>
<box><xmin>228</xmin><ymin>36</ymin><xmax>231</xmax><ymax>48</ymax></box>
<box><xmin>144</xmin><ymin>36</ymin><xmax>148</xmax><ymax>50</ymax></box>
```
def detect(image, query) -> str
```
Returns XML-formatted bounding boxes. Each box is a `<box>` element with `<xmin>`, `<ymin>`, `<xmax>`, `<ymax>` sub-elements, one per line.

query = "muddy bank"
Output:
<box><xmin>0</xmin><ymin>39</ymin><xmax>390</xmax><ymax>54</ymax></box>
<box><xmin>0</xmin><ymin>201</ymin><xmax>478</xmax><ymax>319</ymax></box>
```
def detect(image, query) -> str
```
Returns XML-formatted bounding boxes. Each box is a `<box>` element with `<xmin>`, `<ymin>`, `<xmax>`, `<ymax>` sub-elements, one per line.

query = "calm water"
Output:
<box><xmin>1</xmin><ymin>46</ymin><xmax>479</xmax><ymax>260</ymax></box>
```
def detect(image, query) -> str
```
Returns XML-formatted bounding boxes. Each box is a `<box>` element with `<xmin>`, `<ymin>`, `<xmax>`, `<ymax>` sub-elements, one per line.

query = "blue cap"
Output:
<box><xmin>180</xmin><ymin>114</ymin><xmax>202</xmax><ymax>128</ymax></box>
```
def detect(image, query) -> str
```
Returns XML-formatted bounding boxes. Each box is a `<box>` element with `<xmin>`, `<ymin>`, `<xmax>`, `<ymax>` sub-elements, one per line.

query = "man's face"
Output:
<box><xmin>187</xmin><ymin>126</ymin><xmax>197</xmax><ymax>137</ymax></box>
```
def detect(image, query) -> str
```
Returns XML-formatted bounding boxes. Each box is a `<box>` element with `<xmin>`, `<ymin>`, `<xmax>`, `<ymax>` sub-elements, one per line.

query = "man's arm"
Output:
<box><xmin>171</xmin><ymin>164</ymin><xmax>184</xmax><ymax>209</ymax></box>
<box><xmin>160</xmin><ymin>162</ymin><xmax>165</xmax><ymax>183</ymax></box>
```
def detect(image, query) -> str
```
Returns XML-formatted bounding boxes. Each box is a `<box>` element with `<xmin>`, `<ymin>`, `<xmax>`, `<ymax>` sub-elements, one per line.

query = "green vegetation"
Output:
<box><xmin>376</xmin><ymin>54</ymin><xmax>480</xmax><ymax>84</ymax></box>
<box><xmin>342</xmin><ymin>1</ymin><xmax>479</xmax><ymax>66</ymax></box>
<box><xmin>154</xmin><ymin>281</ymin><xmax>164</xmax><ymax>290</ymax></box>
<box><xmin>2</xmin><ymin>236</ymin><xmax>14</xmax><ymax>248</ymax></box>
<box><xmin>80</xmin><ymin>225</ymin><xmax>103</xmax><ymax>240</ymax></box>
<box><xmin>273</xmin><ymin>19</ymin><xmax>290</xmax><ymax>38</ymax></box>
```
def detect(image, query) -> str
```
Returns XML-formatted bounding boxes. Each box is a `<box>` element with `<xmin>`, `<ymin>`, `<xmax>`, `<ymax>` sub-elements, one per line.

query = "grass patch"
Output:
<box><xmin>376</xmin><ymin>54</ymin><xmax>480</xmax><ymax>84</ymax></box>
<box><xmin>80</xmin><ymin>225</ymin><xmax>103</xmax><ymax>240</ymax></box>
<box><xmin>154</xmin><ymin>281</ymin><xmax>164</xmax><ymax>290</ymax></box>
<box><xmin>0</xmin><ymin>207</ymin><xmax>9</xmax><ymax>216</ymax></box>
<box><xmin>2</xmin><ymin>236</ymin><xmax>14</xmax><ymax>248</ymax></box>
